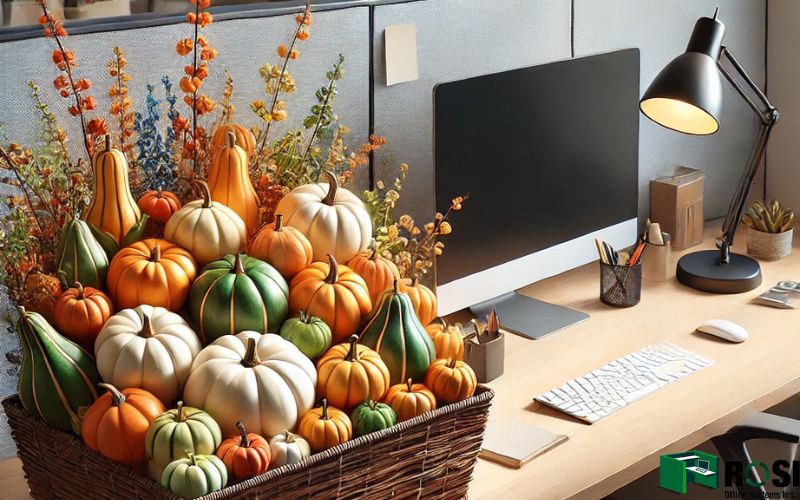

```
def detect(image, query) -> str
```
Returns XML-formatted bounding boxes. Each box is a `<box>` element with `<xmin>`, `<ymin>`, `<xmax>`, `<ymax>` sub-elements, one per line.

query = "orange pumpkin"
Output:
<box><xmin>346</xmin><ymin>249</ymin><xmax>400</xmax><ymax>304</ymax></box>
<box><xmin>248</xmin><ymin>214</ymin><xmax>312</xmax><ymax>278</ymax></box>
<box><xmin>383</xmin><ymin>378</ymin><xmax>437</xmax><ymax>422</ymax></box>
<box><xmin>425</xmin><ymin>321</ymin><xmax>464</xmax><ymax>361</ymax></box>
<box><xmin>81</xmin><ymin>383</ymin><xmax>165</xmax><ymax>468</ymax></box>
<box><xmin>398</xmin><ymin>277</ymin><xmax>438</xmax><ymax>326</ymax></box>
<box><xmin>207</xmin><ymin>132</ymin><xmax>259</xmax><ymax>234</ymax></box>
<box><xmin>106</xmin><ymin>238</ymin><xmax>197</xmax><ymax>311</ymax></box>
<box><xmin>424</xmin><ymin>358</ymin><xmax>477</xmax><ymax>404</ymax></box>
<box><xmin>216</xmin><ymin>421</ymin><xmax>270</xmax><ymax>482</ymax></box>
<box><xmin>288</xmin><ymin>255</ymin><xmax>372</xmax><ymax>343</ymax></box>
<box><xmin>297</xmin><ymin>399</ymin><xmax>352</xmax><ymax>452</ymax></box>
<box><xmin>53</xmin><ymin>282</ymin><xmax>114</xmax><ymax>352</ymax></box>
<box><xmin>212</xmin><ymin>123</ymin><xmax>256</xmax><ymax>158</ymax></box>
<box><xmin>137</xmin><ymin>188</ymin><xmax>182</xmax><ymax>224</ymax></box>
<box><xmin>316</xmin><ymin>335</ymin><xmax>390</xmax><ymax>412</ymax></box>
<box><xmin>84</xmin><ymin>136</ymin><xmax>141</xmax><ymax>243</ymax></box>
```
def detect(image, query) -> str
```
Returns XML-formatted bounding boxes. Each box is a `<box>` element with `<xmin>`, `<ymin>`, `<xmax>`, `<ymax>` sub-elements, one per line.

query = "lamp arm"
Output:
<box><xmin>715</xmin><ymin>46</ymin><xmax>779</xmax><ymax>258</ymax></box>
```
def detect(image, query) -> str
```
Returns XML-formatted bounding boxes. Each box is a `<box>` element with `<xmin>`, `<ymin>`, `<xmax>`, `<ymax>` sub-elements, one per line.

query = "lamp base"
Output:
<box><xmin>676</xmin><ymin>250</ymin><xmax>762</xmax><ymax>294</ymax></box>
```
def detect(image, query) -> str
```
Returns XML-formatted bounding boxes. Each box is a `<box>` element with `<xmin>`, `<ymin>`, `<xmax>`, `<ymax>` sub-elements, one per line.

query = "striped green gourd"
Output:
<box><xmin>188</xmin><ymin>253</ymin><xmax>289</xmax><ymax>344</ymax></box>
<box><xmin>17</xmin><ymin>307</ymin><xmax>100</xmax><ymax>434</ymax></box>
<box><xmin>145</xmin><ymin>401</ymin><xmax>222</xmax><ymax>481</ymax></box>
<box><xmin>55</xmin><ymin>219</ymin><xmax>109</xmax><ymax>289</ymax></box>
<box><xmin>351</xmin><ymin>400</ymin><xmax>397</xmax><ymax>437</ymax></box>
<box><xmin>358</xmin><ymin>281</ymin><xmax>436</xmax><ymax>384</ymax></box>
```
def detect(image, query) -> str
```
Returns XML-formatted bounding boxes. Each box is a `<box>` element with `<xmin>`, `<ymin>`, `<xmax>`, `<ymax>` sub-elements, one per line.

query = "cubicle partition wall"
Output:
<box><xmin>0</xmin><ymin>0</ymin><xmax>766</xmax><ymax>459</ymax></box>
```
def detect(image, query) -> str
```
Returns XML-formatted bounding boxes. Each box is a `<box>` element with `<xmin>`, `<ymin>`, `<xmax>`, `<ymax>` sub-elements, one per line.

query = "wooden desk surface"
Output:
<box><xmin>1</xmin><ymin>225</ymin><xmax>799</xmax><ymax>500</ymax></box>
<box><xmin>469</xmin><ymin>226</ymin><xmax>800</xmax><ymax>499</ymax></box>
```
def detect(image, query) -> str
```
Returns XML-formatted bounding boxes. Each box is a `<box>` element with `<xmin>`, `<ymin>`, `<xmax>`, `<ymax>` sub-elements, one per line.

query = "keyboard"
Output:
<box><xmin>535</xmin><ymin>343</ymin><xmax>713</xmax><ymax>423</ymax></box>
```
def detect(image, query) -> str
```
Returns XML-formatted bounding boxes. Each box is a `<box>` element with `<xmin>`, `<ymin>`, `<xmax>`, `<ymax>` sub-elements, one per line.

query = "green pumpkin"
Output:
<box><xmin>17</xmin><ymin>307</ymin><xmax>100</xmax><ymax>434</ymax></box>
<box><xmin>189</xmin><ymin>253</ymin><xmax>289</xmax><ymax>344</ymax></box>
<box><xmin>358</xmin><ymin>281</ymin><xmax>436</xmax><ymax>384</ymax></box>
<box><xmin>279</xmin><ymin>310</ymin><xmax>332</xmax><ymax>360</ymax></box>
<box><xmin>161</xmin><ymin>453</ymin><xmax>227</xmax><ymax>500</ymax></box>
<box><xmin>351</xmin><ymin>400</ymin><xmax>397</xmax><ymax>437</ymax></box>
<box><xmin>146</xmin><ymin>401</ymin><xmax>223</xmax><ymax>481</ymax></box>
<box><xmin>55</xmin><ymin>219</ymin><xmax>109</xmax><ymax>288</ymax></box>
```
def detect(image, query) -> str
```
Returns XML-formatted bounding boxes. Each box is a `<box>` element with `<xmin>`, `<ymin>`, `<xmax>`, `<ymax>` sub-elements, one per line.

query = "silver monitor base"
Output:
<box><xmin>470</xmin><ymin>291</ymin><xmax>589</xmax><ymax>340</ymax></box>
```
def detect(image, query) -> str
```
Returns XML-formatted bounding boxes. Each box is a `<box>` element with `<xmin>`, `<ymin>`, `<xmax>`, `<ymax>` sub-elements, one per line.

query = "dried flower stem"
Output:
<box><xmin>302</xmin><ymin>62</ymin><xmax>339</xmax><ymax>163</ymax></box>
<box><xmin>113</xmin><ymin>49</ymin><xmax>126</xmax><ymax>152</ymax></box>
<box><xmin>257</xmin><ymin>0</ymin><xmax>310</xmax><ymax>157</ymax></box>
<box><xmin>39</xmin><ymin>3</ymin><xmax>91</xmax><ymax>162</ymax></box>
<box><xmin>0</xmin><ymin>147</ymin><xmax>45</xmax><ymax>236</ymax></box>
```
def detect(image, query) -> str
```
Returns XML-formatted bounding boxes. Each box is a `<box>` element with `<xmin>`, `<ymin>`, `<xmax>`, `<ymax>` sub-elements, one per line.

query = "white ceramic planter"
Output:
<box><xmin>747</xmin><ymin>227</ymin><xmax>794</xmax><ymax>261</ymax></box>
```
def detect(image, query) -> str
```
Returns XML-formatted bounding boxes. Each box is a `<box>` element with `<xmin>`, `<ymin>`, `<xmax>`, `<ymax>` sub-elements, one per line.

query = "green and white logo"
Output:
<box><xmin>659</xmin><ymin>450</ymin><xmax>719</xmax><ymax>494</ymax></box>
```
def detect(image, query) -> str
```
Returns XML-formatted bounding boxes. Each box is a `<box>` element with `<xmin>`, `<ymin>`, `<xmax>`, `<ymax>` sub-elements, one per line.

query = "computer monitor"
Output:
<box><xmin>698</xmin><ymin>460</ymin><xmax>710</xmax><ymax>470</ymax></box>
<box><xmin>433</xmin><ymin>49</ymin><xmax>640</xmax><ymax>339</ymax></box>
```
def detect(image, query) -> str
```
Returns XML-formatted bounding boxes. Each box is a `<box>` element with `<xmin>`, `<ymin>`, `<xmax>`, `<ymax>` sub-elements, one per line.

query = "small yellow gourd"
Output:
<box><xmin>207</xmin><ymin>132</ymin><xmax>260</xmax><ymax>235</ymax></box>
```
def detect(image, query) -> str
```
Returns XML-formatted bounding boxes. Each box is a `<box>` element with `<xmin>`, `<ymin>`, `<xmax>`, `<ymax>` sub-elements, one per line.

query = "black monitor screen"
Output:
<box><xmin>434</xmin><ymin>49</ymin><xmax>640</xmax><ymax>286</ymax></box>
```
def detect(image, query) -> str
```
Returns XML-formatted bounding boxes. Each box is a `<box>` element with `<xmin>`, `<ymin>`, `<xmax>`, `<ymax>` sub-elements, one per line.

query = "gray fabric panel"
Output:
<box><xmin>0</xmin><ymin>5</ymin><xmax>371</xmax><ymax>190</ymax></box>
<box><xmin>574</xmin><ymin>0</ymin><xmax>767</xmax><ymax>224</ymax></box>
<box><xmin>372</xmin><ymin>0</ymin><xmax>572</xmax><ymax>222</ymax></box>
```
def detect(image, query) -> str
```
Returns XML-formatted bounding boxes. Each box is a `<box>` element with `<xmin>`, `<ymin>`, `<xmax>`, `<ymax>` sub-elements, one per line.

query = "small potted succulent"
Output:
<box><xmin>743</xmin><ymin>200</ymin><xmax>795</xmax><ymax>261</ymax></box>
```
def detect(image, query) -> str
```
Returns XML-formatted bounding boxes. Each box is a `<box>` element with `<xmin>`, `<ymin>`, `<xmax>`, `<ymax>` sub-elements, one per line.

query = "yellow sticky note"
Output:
<box><xmin>384</xmin><ymin>23</ymin><xmax>419</xmax><ymax>86</ymax></box>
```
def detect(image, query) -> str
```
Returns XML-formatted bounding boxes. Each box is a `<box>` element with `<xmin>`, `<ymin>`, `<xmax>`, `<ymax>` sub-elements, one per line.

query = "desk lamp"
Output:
<box><xmin>639</xmin><ymin>8</ymin><xmax>779</xmax><ymax>293</ymax></box>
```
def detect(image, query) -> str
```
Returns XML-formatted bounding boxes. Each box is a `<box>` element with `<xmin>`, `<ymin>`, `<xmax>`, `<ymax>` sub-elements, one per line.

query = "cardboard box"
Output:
<box><xmin>650</xmin><ymin>167</ymin><xmax>705</xmax><ymax>250</ymax></box>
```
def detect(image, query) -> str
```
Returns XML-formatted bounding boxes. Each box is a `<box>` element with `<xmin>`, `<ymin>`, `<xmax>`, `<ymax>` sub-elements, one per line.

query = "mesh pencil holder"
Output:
<box><xmin>600</xmin><ymin>260</ymin><xmax>642</xmax><ymax>307</ymax></box>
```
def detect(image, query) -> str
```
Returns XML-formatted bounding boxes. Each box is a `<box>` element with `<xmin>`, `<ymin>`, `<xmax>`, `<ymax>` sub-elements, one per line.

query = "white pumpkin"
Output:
<box><xmin>276</xmin><ymin>170</ymin><xmax>371</xmax><ymax>263</ymax></box>
<box><xmin>183</xmin><ymin>331</ymin><xmax>317</xmax><ymax>437</ymax></box>
<box><xmin>268</xmin><ymin>430</ymin><xmax>311</xmax><ymax>467</ymax></box>
<box><xmin>164</xmin><ymin>180</ymin><xmax>246</xmax><ymax>266</ymax></box>
<box><xmin>94</xmin><ymin>305</ymin><xmax>202</xmax><ymax>404</ymax></box>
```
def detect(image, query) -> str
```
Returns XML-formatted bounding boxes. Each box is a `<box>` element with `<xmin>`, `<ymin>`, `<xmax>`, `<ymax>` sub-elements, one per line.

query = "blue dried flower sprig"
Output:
<box><xmin>132</xmin><ymin>77</ymin><xmax>178</xmax><ymax>192</ymax></box>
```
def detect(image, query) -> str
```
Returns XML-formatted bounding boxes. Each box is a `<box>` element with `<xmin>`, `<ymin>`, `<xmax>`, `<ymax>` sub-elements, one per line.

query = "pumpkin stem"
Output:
<box><xmin>321</xmin><ymin>170</ymin><xmax>339</xmax><ymax>206</ymax></box>
<box><xmin>188</xmin><ymin>452</ymin><xmax>197</xmax><ymax>467</ymax></box>
<box><xmin>56</xmin><ymin>270</ymin><xmax>69</xmax><ymax>290</ymax></box>
<box><xmin>236</xmin><ymin>421</ymin><xmax>250</xmax><ymax>448</ymax></box>
<box><xmin>150</xmin><ymin>244</ymin><xmax>161</xmax><ymax>262</ymax></box>
<box><xmin>392</xmin><ymin>279</ymin><xmax>399</xmax><ymax>294</ymax></box>
<box><xmin>233</xmin><ymin>253</ymin><xmax>245</xmax><ymax>275</ymax></box>
<box><xmin>283</xmin><ymin>430</ymin><xmax>294</xmax><ymax>443</ymax></box>
<box><xmin>368</xmin><ymin>400</ymin><xmax>377</xmax><ymax>411</ymax></box>
<box><xmin>226</xmin><ymin>131</ymin><xmax>237</xmax><ymax>148</ymax></box>
<box><xmin>73</xmin><ymin>282</ymin><xmax>84</xmax><ymax>300</ymax></box>
<box><xmin>104</xmin><ymin>135</ymin><xmax>111</xmax><ymax>152</ymax></box>
<box><xmin>139</xmin><ymin>313</ymin><xmax>155</xmax><ymax>338</ymax></box>
<box><xmin>176</xmin><ymin>401</ymin><xmax>186</xmax><ymax>421</ymax></box>
<box><xmin>368</xmin><ymin>247</ymin><xmax>377</xmax><ymax>260</ymax></box>
<box><xmin>99</xmin><ymin>383</ymin><xmax>126</xmax><ymax>406</ymax></box>
<box><xmin>274</xmin><ymin>214</ymin><xmax>284</xmax><ymax>232</ymax></box>
<box><xmin>191</xmin><ymin>180</ymin><xmax>213</xmax><ymax>209</ymax></box>
<box><xmin>345</xmin><ymin>334</ymin><xmax>360</xmax><ymax>362</ymax></box>
<box><xmin>447</xmin><ymin>358</ymin><xmax>457</xmax><ymax>369</ymax></box>
<box><xmin>324</xmin><ymin>254</ymin><xmax>339</xmax><ymax>284</ymax></box>
<box><xmin>299</xmin><ymin>309</ymin><xmax>310</xmax><ymax>324</ymax></box>
<box><xmin>321</xmin><ymin>399</ymin><xmax>330</xmax><ymax>421</ymax></box>
<box><xmin>411</xmin><ymin>276</ymin><xmax>419</xmax><ymax>287</ymax></box>
<box><xmin>156</xmin><ymin>187</ymin><xmax>163</xmax><ymax>198</ymax></box>
<box><xmin>406</xmin><ymin>378</ymin><xmax>413</xmax><ymax>393</ymax></box>
<box><xmin>242</xmin><ymin>337</ymin><xmax>260</xmax><ymax>367</ymax></box>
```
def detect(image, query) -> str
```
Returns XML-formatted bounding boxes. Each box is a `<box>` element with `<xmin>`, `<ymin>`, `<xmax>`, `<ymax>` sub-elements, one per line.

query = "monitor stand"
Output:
<box><xmin>469</xmin><ymin>291</ymin><xmax>589</xmax><ymax>340</ymax></box>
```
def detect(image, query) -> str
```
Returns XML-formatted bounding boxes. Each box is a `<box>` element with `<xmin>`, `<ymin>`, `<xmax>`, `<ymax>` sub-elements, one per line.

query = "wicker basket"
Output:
<box><xmin>747</xmin><ymin>227</ymin><xmax>794</xmax><ymax>261</ymax></box>
<box><xmin>3</xmin><ymin>386</ymin><xmax>493</xmax><ymax>499</ymax></box>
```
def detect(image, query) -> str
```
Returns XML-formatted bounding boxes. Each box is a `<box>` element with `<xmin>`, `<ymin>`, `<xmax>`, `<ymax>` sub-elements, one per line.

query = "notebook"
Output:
<box><xmin>480</xmin><ymin>417</ymin><xmax>568</xmax><ymax>468</ymax></box>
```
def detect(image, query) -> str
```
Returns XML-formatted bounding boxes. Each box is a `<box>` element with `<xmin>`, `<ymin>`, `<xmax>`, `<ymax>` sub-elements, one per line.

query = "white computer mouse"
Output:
<box><xmin>696</xmin><ymin>319</ymin><xmax>748</xmax><ymax>343</ymax></box>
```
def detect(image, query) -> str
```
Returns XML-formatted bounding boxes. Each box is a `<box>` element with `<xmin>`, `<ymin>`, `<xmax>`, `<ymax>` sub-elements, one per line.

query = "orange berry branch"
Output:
<box><xmin>37</xmin><ymin>0</ymin><xmax>102</xmax><ymax>161</ymax></box>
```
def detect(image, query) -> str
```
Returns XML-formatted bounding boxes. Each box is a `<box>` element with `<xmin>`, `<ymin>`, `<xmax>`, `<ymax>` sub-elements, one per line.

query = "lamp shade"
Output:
<box><xmin>640</xmin><ymin>15</ymin><xmax>726</xmax><ymax>135</ymax></box>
